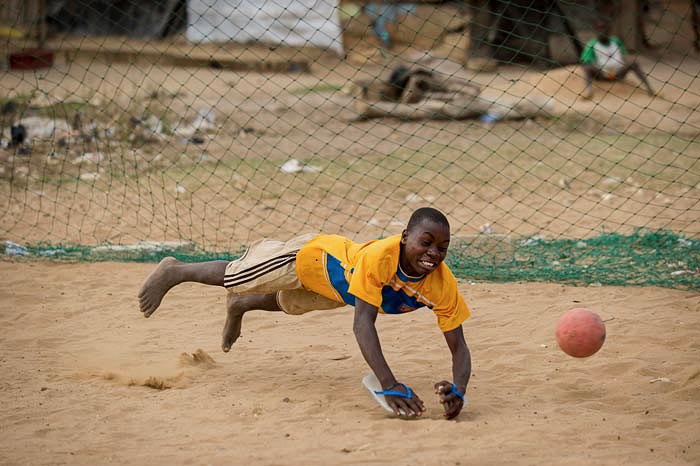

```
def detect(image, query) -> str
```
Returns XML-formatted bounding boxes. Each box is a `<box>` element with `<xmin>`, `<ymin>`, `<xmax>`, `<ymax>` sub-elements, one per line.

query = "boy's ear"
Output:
<box><xmin>400</xmin><ymin>229</ymin><xmax>408</xmax><ymax>244</ymax></box>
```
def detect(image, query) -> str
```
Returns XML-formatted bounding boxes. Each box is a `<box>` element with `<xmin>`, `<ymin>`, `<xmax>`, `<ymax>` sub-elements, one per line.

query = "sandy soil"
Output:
<box><xmin>0</xmin><ymin>261</ymin><xmax>698</xmax><ymax>465</ymax></box>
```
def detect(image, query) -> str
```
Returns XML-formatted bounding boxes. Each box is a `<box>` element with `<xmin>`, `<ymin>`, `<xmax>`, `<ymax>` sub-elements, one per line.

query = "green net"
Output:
<box><xmin>1</xmin><ymin>0</ymin><xmax>699</xmax><ymax>290</ymax></box>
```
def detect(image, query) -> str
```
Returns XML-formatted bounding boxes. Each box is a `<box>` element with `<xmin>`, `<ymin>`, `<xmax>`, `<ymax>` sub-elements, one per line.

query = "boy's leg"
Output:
<box><xmin>618</xmin><ymin>61</ymin><xmax>655</xmax><ymax>95</ymax></box>
<box><xmin>631</xmin><ymin>63</ymin><xmax>655</xmax><ymax>95</ymax></box>
<box><xmin>222</xmin><ymin>293</ymin><xmax>281</xmax><ymax>352</ymax></box>
<box><xmin>139</xmin><ymin>258</ymin><xmax>229</xmax><ymax>317</ymax></box>
<box><xmin>582</xmin><ymin>64</ymin><xmax>598</xmax><ymax>99</ymax></box>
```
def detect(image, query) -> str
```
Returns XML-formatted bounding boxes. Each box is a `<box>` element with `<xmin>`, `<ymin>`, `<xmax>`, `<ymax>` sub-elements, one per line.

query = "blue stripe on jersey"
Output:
<box><xmin>380</xmin><ymin>286</ymin><xmax>424</xmax><ymax>314</ymax></box>
<box><xmin>326</xmin><ymin>253</ymin><xmax>427</xmax><ymax>314</ymax></box>
<box><xmin>326</xmin><ymin>253</ymin><xmax>356</xmax><ymax>306</ymax></box>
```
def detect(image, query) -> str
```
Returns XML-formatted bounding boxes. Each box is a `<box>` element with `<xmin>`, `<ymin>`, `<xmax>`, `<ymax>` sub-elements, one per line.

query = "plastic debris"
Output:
<box><xmin>175</xmin><ymin>107</ymin><xmax>216</xmax><ymax>137</ymax></box>
<box><xmin>4</xmin><ymin>241</ymin><xmax>28</xmax><ymax>256</ymax></box>
<box><xmin>79</xmin><ymin>172</ymin><xmax>100</xmax><ymax>181</ymax></box>
<box><xmin>479</xmin><ymin>223</ymin><xmax>493</xmax><ymax>234</ymax></box>
<box><xmin>479</xmin><ymin>113</ymin><xmax>501</xmax><ymax>124</ymax></box>
<box><xmin>280</xmin><ymin>159</ymin><xmax>320</xmax><ymax>174</ymax></box>
<box><xmin>649</xmin><ymin>377</ymin><xmax>672</xmax><ymax>383</ymax></box>
<box><xmin>521</xmin><ymin>235</ymin><xmax>545</xmax><ymax>246</ymax></box>
<box><xmin>16</xmin><ymin>116</ymin><xmax>71</xmax><ymax>142</ymax></box>
<box><xmin>72</xmin><ymin>152</ymin><xmax>104</xmax><ymax>164</ymax></box>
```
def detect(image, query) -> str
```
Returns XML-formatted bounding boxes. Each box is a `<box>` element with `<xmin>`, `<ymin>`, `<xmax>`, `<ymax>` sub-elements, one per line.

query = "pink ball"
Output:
<box><xmin>555</xmin><ymin>308</ymin><xmax>606</xmax><ymax>358</ymax></box>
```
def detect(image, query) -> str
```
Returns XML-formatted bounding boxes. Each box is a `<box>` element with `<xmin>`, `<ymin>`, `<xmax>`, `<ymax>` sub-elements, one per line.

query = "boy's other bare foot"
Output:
<box><xmin>139</xmin><ymin>257</ymin><xmax>181</xmax><ymax>317</ymax></box>
<box><xmin>222</xmin><ymin>295</ymin><xmax>248</xmax><ymax>352</ymax></box>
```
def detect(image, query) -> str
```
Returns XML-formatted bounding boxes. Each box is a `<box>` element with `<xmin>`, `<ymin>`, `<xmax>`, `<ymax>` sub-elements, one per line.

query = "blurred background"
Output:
<box><xmin>1</xmin><ymin>0</ymin><xmax>698</xmax><ymax>289</ymax></box>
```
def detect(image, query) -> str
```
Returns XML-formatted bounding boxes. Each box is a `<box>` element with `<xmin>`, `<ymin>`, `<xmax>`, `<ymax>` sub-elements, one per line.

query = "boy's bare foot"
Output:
<box><xmin>139</xmin><ymin>257</ymin><xmax>181</xmax><ymax>317</ymax></box>
<box><xmin>222</xmin><ymin>296</ymin><xmax>245</xmax><ymax>352</ymax></box>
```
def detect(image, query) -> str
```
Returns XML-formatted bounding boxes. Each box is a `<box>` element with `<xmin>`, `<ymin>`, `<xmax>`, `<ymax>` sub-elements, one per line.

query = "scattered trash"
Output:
<box><xmin>677</xmin><ymin>238</ymin><xmax>693</xmax><ymax>247</ymax></box>
<box><xmin>192</xmin><ymin>107</ymin><xmax>216</xmax><ymax>131</ymax></box>
<box><xmin>175</xmin><ymin>108</ymin><xmax>217</xmax><ymax>137</ymax></box>
<box><xmin>72</xmin><ymin>152</ymin><xmax>104</xmax><ymax>164</ymax></box>
<box><xmin>280</xmin><ymin>159</ymin><xmax>320</xmax><ymax>174</ymax></box>
<box><xmin>238</xmin><ymin>127</ymin><xmax>256</xmax><ymax>137</ymax></box>
<box><xmin>521</xmin><ymin>235</ymin><xmax>545</xmax><ymax>246</ymax></box>
<box><xmin>4</xmin><ymin>241</ymin><xmax>29</xmax><ymax>256</ymax></box>
<box><xmin>302</xmin><ymin>165</ymin><xmax>321</xmax><ymax>173</ymax></box>
<box><xmin>10</xmin><ymin>124</ymin><xmax>26</xmax><ymax>146</ymax></box>
<box><xmin>559</xmin><ymin>177</ymin><xmax>570</xmax><ymax>189</ymax></box>
<box><xmin>79</xmin><ymin>172</ymin><xmax>100</xmax><ymax>181</ymax></box>
<box><xmin>16</xmin><ymin>116</ymin><xmax>71</xmax><ymax>142</ymax></box>
<box><xmin>649</xmin><ymin>377</ymin><xmax>672</xmax><ymax>383</ymax></box>
<box><xmin>16</xmin><ymin>146</ymin><xmax>32</xmax><ymax>156</ymax></box>
<box><xmin>142</xmin><ymin>115</ymin><xmax>164</xmax><ymax>135</ymax></box>
<box><xmin>175</xmin><ymin>184</ymin><xmax>187</xmax><ymax>193</ymax></box>
<box><xmin>602</xmin><ymin>177</ymin><xmax>621</xmax><ymax>186</ymax></box>
<box><xmin>479</xmin><ymin>113</ymin><xmax>502</xmax><ymax>124</ymax></box>
<box><xmin>479</xmin><ymin>223</ymin><xmax>493</xmax><ymax>234</ymax></box>
<box><xmin>281</xmin><ymin>159</ymin><xmax>303</xmax><ymax>173</ymax></box>
<box><xmin>130</xmin><ymin>115</ymin><xmax>166</xmax><ymax>142</ymax></box>
<box><xmin>38</xmin><ymin>248</ymin><xmax>67</xmax><ymax>257</ymax></box>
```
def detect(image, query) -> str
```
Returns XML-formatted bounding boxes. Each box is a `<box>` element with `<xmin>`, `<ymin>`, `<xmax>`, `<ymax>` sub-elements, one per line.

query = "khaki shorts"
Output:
<box><xmin>224</xmin><ymin>234</ymin><xmax>345</xmax><ymax>315</ymax></box>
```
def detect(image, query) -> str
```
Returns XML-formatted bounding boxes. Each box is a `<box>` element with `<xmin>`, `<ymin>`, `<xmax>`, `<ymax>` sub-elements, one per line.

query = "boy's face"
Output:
<box><xmin>400</xmin><ymin>219</ymin><xmax>450</xmax><ymax>276</ymax></box>
<box><xmin>596</xmin><ymin>19</ymin><xmax>611</xmax><ymax>42</ymax></box>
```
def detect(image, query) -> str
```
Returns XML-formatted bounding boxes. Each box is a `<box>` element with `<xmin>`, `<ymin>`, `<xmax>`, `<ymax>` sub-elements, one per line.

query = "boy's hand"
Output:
<box><xmin>384</xmin><ymin>384</ymin><xmax>425</xmax><ymax>417</ymax></box>
<box><xmin>434</xmin><ymin>380</ymin><xmax>464</xmax><ymax>420</ymax></box>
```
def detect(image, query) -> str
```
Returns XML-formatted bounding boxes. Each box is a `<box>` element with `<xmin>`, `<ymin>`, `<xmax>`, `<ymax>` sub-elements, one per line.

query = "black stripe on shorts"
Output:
<box><xmin>223</xmin><ymin>252</ymin><xmax>297</xmax><ymax>289</ymax></box>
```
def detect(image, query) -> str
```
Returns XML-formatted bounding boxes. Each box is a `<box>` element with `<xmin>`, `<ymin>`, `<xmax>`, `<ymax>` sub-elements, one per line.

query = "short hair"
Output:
<box><xmin>406</xmin><ymin>207</ymin><xmax>450</xmax><ymax>231</ymax></box>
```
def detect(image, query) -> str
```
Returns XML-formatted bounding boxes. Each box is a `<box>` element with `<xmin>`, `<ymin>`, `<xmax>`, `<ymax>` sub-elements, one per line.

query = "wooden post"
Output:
<box><xmin>613</xmin><ymin>0</ymin><xmax>641</xmax><ymax>51</ymax></box>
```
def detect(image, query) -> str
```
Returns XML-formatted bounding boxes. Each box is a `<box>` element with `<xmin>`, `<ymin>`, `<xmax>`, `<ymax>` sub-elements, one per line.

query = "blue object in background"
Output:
<box><xmin>364</xmin><ymin>3</ymin><xmax>417</xmax><ymax>48</ymax></box>
<box><xmin>479</xmin><ymin>113</ymin><xmax>502</xmax><ymax>124</ymax></box>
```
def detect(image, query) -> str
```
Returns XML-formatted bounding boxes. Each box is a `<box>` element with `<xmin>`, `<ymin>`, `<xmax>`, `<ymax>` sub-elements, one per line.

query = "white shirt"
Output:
<box><xmin>593</xmin><ymin>40</ymin><xmax>625</xmax><ymax>73</ymax></box>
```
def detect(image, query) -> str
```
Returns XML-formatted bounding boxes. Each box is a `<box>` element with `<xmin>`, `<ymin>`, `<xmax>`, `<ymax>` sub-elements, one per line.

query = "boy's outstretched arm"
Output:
<box><xmin>353</xmin><ymin>298</ymin><xmax>426</xmax><ymax>417</ymax></box>
<box><xmin>435</xmin><ymin>325</ymin><xmax>471</xmax><ymax>419</ymax></box>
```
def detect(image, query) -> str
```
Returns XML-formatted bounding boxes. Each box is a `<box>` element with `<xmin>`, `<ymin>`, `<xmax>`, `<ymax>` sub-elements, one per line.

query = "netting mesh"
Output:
<box><xmin>1</xmin><ymin>0</ymin><xmax>698</xmax><ymax>290</ymax></box>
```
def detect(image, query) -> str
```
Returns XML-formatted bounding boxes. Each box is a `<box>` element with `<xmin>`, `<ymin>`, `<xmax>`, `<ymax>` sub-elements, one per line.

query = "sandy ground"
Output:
<box><xmin>0</xmin><ymin>261</ymin><xmax>698</xmax><ymax>465</ymax></box>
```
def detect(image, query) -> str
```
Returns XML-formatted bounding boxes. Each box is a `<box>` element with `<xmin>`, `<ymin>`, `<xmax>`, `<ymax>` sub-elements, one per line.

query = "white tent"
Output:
<box><xmin>187</xmin><ymin>0</ymin><xmax>344</xmax><ymax>55</ymax></box>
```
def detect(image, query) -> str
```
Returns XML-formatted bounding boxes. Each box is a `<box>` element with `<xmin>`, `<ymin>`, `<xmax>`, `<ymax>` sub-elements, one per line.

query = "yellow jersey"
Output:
<box><xmin>296</xmin><ymin>234</ymin><xmax>470</xmax><ymax>332</ymax></box>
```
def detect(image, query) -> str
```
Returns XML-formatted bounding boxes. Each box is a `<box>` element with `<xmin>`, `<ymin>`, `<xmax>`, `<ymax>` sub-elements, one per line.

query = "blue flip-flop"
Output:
<box><xmin>362</xmin><ymin>373</ymin><xmax>410</xmax><ymax>416</ymax></box>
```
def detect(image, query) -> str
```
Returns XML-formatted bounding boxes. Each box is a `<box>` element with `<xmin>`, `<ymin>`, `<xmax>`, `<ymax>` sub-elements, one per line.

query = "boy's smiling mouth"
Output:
<box><xmin>418</xmin><ymin>259</ymin><xmax>437</xmax><ymax>271</ymax></box>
